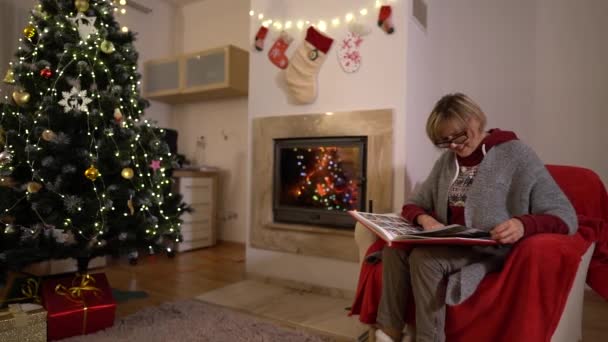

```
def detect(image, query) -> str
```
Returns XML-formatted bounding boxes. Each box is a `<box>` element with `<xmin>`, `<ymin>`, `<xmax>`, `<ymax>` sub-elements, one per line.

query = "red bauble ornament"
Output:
<box><xmin>40</xmin><ymin>67</ymin><xmax>53</xmax><ymax>79</ymax></box>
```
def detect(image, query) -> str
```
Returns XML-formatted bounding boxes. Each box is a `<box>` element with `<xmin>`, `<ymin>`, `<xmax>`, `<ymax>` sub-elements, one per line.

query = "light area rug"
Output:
<box><xmin>62</xmin><ymin>299</ymin><xmax>333</xmax><ymax>342</ymax></box>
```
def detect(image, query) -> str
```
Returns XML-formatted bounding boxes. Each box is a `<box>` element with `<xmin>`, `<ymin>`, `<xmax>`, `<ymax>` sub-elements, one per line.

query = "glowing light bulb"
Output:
<box><xmin>296</xmin><ymin>20</ymin><xmax>304</xmax><ymax>30</ymax></box>
<box><xmin>317</xmin><ymin>20</ymin><xmax>327</xmax><ymax>32</ymax></box>
<box><xmin>249</xmin><ymin>10</ymin><xmax>254</xmax><ymax>16</ymax></box>
<box><xmin>331</xmin><ymin>18</ymin><xmax>340</xmax><ymax>27</ymax></box>
<box><xmin>360</xmin><ymin>8</ymin><xmax>368</xmax><ymax>16</ymax></box>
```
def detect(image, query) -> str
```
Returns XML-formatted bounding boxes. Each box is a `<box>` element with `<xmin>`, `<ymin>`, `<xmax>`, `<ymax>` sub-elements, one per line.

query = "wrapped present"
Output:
<box><xmin>42</xmin><ymin>273</ymin><xmax>116</xmax><ymax>341</ymax></box>
<box><xmin>0</xmin><ymin>303</ymin><xmax>47</xmax><ymax>342</ymax></box>
<box><xmin>1</xmin><ymin>277</ymin><xmax>42</xmax><ymax>308</ymax></box>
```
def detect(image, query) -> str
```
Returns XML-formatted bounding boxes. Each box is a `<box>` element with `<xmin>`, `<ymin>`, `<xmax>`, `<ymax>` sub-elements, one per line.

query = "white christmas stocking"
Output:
<box><xmin>284</xmin><ymin>26</ymin><xmax>334</xmax><ymax>104</ymax></box>
<box><xmin>337</xmin><ymin>23</ymin><xmax>371</xmax><ymax>73</ymax></box>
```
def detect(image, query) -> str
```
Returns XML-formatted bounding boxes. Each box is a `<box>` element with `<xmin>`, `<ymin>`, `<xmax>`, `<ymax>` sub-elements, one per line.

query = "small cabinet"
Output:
<box><xmin>173</xmin><ymin>169</ymin><xmax>219</xmax><ymax>251</ymax></box>
<box><xmin>144</xmin><ymin>45</ymin><xmax>248</xmax><ymax>104</ymax></box>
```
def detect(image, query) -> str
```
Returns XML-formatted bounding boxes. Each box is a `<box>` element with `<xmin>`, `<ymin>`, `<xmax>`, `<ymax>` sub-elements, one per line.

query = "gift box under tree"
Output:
<box><xmin>41</xmin><ymin>273</ymin><xmax>116</xmax><ymax>341</ymax></box>
<box><xmin>0</xmin><ymin>303</ymin><xmax>47</xmax><ymax>342</ymax></box>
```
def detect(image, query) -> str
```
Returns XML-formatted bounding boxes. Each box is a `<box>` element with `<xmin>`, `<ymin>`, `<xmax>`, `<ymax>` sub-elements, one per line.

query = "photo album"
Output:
<box><xmin>348</xmin><ymin>211</ymin><xmax>497</xmax><ymax>246</ymax></box>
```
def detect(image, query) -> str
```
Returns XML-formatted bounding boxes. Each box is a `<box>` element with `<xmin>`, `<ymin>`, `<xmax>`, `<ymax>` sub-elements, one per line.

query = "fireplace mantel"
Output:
<box><xmin>250</xmin><ymin>110</ymin><xmax>393</xmax><ymax>262</ymax></box>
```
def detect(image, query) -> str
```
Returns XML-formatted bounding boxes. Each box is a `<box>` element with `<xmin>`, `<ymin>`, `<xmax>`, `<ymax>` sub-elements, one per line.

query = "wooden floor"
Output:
<box><xmin>102</xmin><ymin>241</ymin><xmax>608</xmax><ymax>341</ymax></box>
<box><xmin>103</xmin><ymin>241</ymin><xmax>246</xmax><ymax>318</ymax></box>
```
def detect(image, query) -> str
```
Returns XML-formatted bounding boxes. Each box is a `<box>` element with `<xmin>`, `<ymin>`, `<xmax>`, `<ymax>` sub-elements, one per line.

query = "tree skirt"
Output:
<box><xmin>62</xmin><ymin>299</ymin><xmax>332</xmax><ymax>342</ymax></box>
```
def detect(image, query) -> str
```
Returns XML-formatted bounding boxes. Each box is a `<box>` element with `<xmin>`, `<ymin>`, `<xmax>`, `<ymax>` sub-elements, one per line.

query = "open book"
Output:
<box><xmin>348</xmin><ymin>211</ymin><xmax>497</xmax><ymax>246</ymax></box>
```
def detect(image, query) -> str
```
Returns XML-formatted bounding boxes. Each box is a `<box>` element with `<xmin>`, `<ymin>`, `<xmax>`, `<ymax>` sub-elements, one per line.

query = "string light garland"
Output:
<box><xmin>250</xmin><ymin>0</ymin><xmax>398</xmax><ymax>32</ymax></box>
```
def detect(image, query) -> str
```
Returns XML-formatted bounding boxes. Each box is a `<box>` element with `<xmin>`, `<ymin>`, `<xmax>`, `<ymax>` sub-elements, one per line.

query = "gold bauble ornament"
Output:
<box><xmin>12</xmin><ymin>90</ymin><xmax>31</xmax><ymax>106</ymax></box>
<box><xmin>23</xmin><ymin>25</ymin><xmax>36</xmax><ymax>39</ymax></box>
<box><xmin>121</xmin><ymin>167</ymin><xmax>134</xmax><ymax>180</ymax></box>
<box><xmin>41</xmin><ymin>129</ymin><xmax>56</xmax><ymax>141</ymax></box>
<box><xmin>3</xmin><ymin>69</ymin><xmax>15</xmax><ymax>84</ymax></box>
<box><xmin>74</xmin><ymin>0</ymin><xmax>90</xmax><ymax>12</ymax></box>
<box><xmin>100</xmin><ymin>40</ymin><xmax>115</xmax><ymax>54</ymax></box>
<box><xmin>27</xmin><ymin>181</ymin><xmax>43</xmax><ymax>193</ymax></box>
<box><xmin>84</xmin><ymin>165</ymin><xmax>100</xmax><ymax>180</ymax></box>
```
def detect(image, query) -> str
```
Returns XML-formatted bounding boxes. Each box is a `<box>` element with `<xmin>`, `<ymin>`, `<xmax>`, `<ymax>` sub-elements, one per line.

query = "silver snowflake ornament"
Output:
<box><xmin>58</xmin><ymin>86</ymin><xmax>93</xmax><ymax>113</ymax></box>
<box><xmin>68</xmin><ymin>12</ymin><xmax>98</xmax><ymax>41</ymax></box>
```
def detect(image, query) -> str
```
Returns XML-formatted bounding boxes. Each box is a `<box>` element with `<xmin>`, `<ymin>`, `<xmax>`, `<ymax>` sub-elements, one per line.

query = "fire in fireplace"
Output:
<box><xmin>273</xmin><ymin>136</ymin><xmax>367</xmax><ymax>229</ymax></box>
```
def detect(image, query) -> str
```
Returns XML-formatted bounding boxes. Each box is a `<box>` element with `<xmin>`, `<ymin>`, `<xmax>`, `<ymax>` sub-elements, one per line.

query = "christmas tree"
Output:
<box><xmin>0</xmin><ymin>0</ymin><xmax>186</xmax><ymax>282</ymax></box>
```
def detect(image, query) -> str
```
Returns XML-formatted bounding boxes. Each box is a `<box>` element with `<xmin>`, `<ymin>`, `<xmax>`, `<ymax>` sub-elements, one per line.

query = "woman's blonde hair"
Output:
<box><xmin>426</xmin><ymin>93</ymin><xmax>487</xmax><ymax>143</ymax></box>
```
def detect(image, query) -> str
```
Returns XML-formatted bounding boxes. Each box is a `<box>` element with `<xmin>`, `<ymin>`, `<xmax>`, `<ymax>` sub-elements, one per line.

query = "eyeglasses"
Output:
<box><xmin>435</xmin><ymin>131</ymin><xmax>468</xmax><ymax>148</ymax></box>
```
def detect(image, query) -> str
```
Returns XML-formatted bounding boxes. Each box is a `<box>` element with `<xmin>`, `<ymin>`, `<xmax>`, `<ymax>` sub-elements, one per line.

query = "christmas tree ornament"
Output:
<box><xmin>3</xmin><ymin>68</ymin><xmax>15</xmax><ymax>84</ymax></box>
<box><xmin>58</xmin><ymin>86</ymin><xmax>93</xmax><ymax>113</ymax></box>
<box><xmin>268</xmin><ymin>31</ymin><xmax>293</xmax><ymax>69</ymax></box>
<box><xmin>285</xmin><ymin>26</ymin><xmax>334</xmax><ymax>104</ymax></box>
<box><xmin>378</xmin><ymin>5</ymin><xmax>395</xmax><ymax>34</ymax></box>
<box><xmin>150</xmin><ymin>160</ymin><xmax>161</xmax><ymax>172</ymax></box>
<box><xmin>12</xmin><ymin>90</ymin><xmax>31</xmax><ymax>106</ymax></box>
<box><xmin>40</xmin><ymin>67</ymin><xmax>53</xmax><ymax>79</ymax></box>
<box><xmin>74</xmin><ymin>0</ymin><xmax>90</xmax><ymax>13</ymax></box>
<box><xmin>41</xmin><ymin>129</ymin><xmax>56</xmax><ymax>141</ymax></box>
<box><xmin>0</xmin><ymin>151</ymin><xmax>12</xmax><ymax>164</ymax></box>
<box><xmin>253</xmin><ymin>26</ymin><xmax>269</xmax><ymax>51</ymax></box>
<box><xmin>84</xmin><ymin>165</ymin><xmax>100</xmax><ymax>180</ymax></box>
<box><xmin>127</xmin><ymin>198</ymin><xmax>135</xmax><ymax>215</ymax></box>
<box><xmin>100</xmin><ymin>40</ymin><xmax>115</xmax><ymax>54</ymax></box>
<box><xmin>33</xmin><ymin>4</ymin><xmax>49</xmax><ymax>19</ymax></box>
<box><xmin>337</xmin><ymin>22</ymin><xmax>371</xmax><ymax>73</ymax></box>
<box><xmin>0</xmin><ymin>127</ymin><xmax>5</xmax><ymax>146</ymax></box>
<box><xmin>27</xmin><ymin>181</ymin><xmax>43</xmax><ymax>193</ymax></box>
<box><xmin>113</xmin><ymin>108</ymin><xmax>123</xmax><ymax>122</ymax></box>
<box><xmin>121</xmin><ymin>167</ymin><xmax>134</xmax><ymax>179</ymax></box>
<box><xmin>23</xmin><ymin>24</ymin><xmax>37</xmax><ymax>39</ymax></box>
<box><xmin>68</xmin><ymin>12</ymin><xmax>98</xmax><ymax>40</ymax></box>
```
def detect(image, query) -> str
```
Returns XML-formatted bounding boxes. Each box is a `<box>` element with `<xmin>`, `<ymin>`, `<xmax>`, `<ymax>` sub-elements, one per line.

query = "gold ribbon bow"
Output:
<box><xmin>54</xmin><ymin>273</ymin><xmax>102</xmax><ymax>335</ymax></box>
<box><xmin>54</xmin><ymin>273</ymin><xmax>102</xmax><ymax>303</ymax></box>
<box><xmin>0</xmin><ymin>278</ymin><xmax>41</xmax><ymax>305</ymax></box>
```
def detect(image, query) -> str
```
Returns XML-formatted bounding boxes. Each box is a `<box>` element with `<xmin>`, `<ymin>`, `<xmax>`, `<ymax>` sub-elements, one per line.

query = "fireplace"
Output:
<box><xmin>250</xmin><ymin>109</ymin><xmax>393</xmax><ymax>262</ymax></box>
<box><xmin>273</xmin><ymin>137</ymin><xmax>367</xmax><ymax>229</ymax></box>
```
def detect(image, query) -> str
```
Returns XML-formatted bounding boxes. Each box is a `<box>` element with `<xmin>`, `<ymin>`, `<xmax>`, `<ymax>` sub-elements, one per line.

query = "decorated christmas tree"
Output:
<box><xmin>0</xmin><ymin>0</ymin><xmax>186</xmax><ymax>282</ymax></box>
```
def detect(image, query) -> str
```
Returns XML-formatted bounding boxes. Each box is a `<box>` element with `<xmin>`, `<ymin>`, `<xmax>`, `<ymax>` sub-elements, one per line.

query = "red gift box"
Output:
<box><xmin>41</xmin><ymin>273</ymin><xmax>116</xmax><ymax>341</ymax></box>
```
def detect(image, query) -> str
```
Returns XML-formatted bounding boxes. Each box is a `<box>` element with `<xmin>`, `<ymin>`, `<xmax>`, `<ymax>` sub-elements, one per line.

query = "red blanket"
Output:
<box><xmin>349</xmin><ymin>165</ymin><xmax>608</xmax><ymax>341</ymax></box>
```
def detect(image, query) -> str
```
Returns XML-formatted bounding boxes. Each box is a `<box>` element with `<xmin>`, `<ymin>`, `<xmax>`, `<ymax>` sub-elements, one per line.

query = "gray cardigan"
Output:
<box><xmin>406</xmin><ymin>140</ymin><xmax>577</xmax><ymax>304</ymax></box>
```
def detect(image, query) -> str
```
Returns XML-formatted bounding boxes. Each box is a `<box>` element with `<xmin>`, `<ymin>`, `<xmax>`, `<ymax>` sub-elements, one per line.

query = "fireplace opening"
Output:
<box><xmin>273</xmin><ymin>136</ymin><xmax>367</xmax><ymax>229</ymax></box>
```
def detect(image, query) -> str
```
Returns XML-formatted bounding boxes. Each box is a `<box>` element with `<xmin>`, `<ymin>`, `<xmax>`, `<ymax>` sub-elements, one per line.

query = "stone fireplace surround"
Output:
<box><xmin>250</xmin><ymin>109</ymin><xmax>393</xmax><ymax>262</ymax></box>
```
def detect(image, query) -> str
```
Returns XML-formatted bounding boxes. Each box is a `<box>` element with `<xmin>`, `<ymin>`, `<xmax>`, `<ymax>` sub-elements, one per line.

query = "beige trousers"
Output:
<box><xmin>376</xmin><ymin>246</ymin><xmax>486</xmax><ymax>342</ymax></box>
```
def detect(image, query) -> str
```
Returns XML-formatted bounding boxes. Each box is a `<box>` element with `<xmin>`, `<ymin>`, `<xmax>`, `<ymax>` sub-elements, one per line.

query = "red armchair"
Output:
<box><xmin>350</xmin><ymin>165</ymin><xmax>608</xmax><ymax>342</ymax></box>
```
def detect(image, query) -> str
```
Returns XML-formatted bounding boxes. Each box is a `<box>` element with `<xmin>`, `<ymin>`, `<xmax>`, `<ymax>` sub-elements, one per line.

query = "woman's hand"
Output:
<box><xmin>490</xmin><ymin>218</ymin><xmax>525</xmax><ymax>244</ymax></box>
<box><xmin>417</xmin><ymin>214</ymin><xmax>445</xmax><ymax>231</ymax></box>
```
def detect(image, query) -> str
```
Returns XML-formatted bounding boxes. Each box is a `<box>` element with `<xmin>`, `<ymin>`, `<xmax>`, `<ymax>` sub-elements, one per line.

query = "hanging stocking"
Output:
<box><xmin>253</xmin><ymin>26</ymin><xmax>269</xmax><ymax>51</ymax></box>
<box><xmin>268</xmin><ymin>31</ymin><xmax>293</xmax><ymax>69</ymax></box>
<box><xmin>378</xmin><ymin>5</ymin><xmax>395</xmax><ymax>34</ymax></box>
<box><xmin>284</xmin><ymin>26</ymin><xmax>334</xmax><ymax>104</ymax></box>
<box><xmin>337</xmin><ymin>23</ymin><xmax>371</xmax><ymax>73</ymax></box>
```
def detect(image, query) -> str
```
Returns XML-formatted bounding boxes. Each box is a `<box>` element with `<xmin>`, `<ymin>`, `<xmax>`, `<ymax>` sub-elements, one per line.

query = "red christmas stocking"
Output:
<box><xmin>268</xmin><ymin>31</ymin><xmax>293</xmax><ymax>69</ymax></box>
<box><xmin>254</xmin><ymin>26</ymin><xmax>269</xmax><ymax>51</ymax></box>
<box><xmin>378</xmin><ymin>5</ymin><xmax>395</xmax><ymax>34</ymax></box>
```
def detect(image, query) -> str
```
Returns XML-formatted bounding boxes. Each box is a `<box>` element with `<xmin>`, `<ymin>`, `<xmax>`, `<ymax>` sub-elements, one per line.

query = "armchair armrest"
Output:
<box><xmin>354</xmin><ymin>222</ymin><xmax>379</xmax><ymax>265</ymax></box>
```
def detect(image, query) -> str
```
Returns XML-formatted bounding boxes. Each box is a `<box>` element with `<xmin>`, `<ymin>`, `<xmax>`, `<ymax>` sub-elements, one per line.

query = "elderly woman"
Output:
<box><xmin>375</xmin><ymin>93</ymin><xmax>577</xmax><ymax>342</ymax></box>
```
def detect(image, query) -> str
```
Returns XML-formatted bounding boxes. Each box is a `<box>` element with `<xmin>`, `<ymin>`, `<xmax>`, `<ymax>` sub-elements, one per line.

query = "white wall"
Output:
<box><xmin>0</xmin><ymin>0</ymin><xmax>35</xmax><ymax>99</ymax></box>
<box><xmin>247</xmin><ymin>0</ymin><xmax>409</xmax><ymax>291</ymax></box>
<box><xmin>119</xmin><ymin>0</ymin><xmax>177</xmax><ymax>128</ymax></box>
<box><xmin>170</xmin><ymin>0</ymin><xmax>251</xmax><ymax>242</ymax></box>
<box><xmin>531</xmin><ymin>0</ymin><xmax>608</xmax><ymax>184</ymax></box>
<box><xmin>406</xmin><ymin>0</ymin><xmax>537</xmax><ymax>192</ymax></box>
<box><xmin>407</xmin><ymin>0</ymin><xmax>607</xmax><ymax>186</ymax></box>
